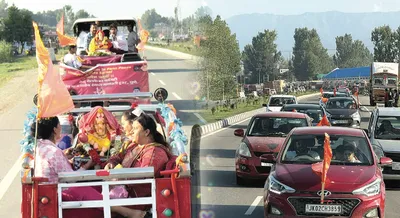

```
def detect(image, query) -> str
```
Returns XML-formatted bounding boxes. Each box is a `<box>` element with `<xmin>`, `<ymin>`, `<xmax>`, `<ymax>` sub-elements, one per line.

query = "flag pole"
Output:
<box><xmin>320</xmin><ymin>181</ymin><xmax>325</xmax><ymax>204</ymax></box>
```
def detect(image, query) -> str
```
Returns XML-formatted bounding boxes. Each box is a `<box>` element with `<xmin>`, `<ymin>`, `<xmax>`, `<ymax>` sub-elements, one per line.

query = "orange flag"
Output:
<box><xmin>317</xmin><ymin>114</ymin><xmax>330</xmax><ymax>126</ymax></box>
<box><xmin>320</xmin><ymin>87</ymin><xmax>323</xmax><ymax>96</ymax></box>
<box><xmin>136</xmin><ymin>19</ymin><xmax>149</xmax><ymax>51</ymax></box>
<box><xmin>56</xmin><ymin>14</ymin><xmax>76</xmax><ymax>47</ymax></box>
<box><xmin>321</xmin><ymin>97</ymin><xmax>328</xmax><ymax>103</ymax></box>
<box><xmin>33</xmin><ymin>21</ymin><xmax>74</xmax><ymax>118</ymax></box>
<box><xmin>194</xmin><ymin>35</ymin><xmax>201</xmax><ymax>47</ymax></box>
<box><xmin>354</xmin><ymin>90</ymin><xmax>360</xmax><ymax>107</ymax></box>
<box><xmin>333</xmin><ymin>87</ymin><xmax>337</xmax><ymax>96</ymax></box>
<box><xmin>311</xmin><ymin>133</ymin><xmax>333</xmax><ymax>203</ymax></box>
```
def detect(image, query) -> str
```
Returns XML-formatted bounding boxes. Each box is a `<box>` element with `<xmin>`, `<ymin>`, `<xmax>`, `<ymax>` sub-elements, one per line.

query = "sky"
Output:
<box><xmin>7</xmin><ymin>0</ymin><xmax>400</xmax><ymax>19</ymax></box>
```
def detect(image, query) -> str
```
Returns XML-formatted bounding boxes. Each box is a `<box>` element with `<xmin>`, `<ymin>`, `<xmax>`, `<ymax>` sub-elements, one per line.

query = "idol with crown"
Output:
<box><xmin>77</xmin><ymin>106</ymin><xmax>121</xmax><ymax>156</ymax></box>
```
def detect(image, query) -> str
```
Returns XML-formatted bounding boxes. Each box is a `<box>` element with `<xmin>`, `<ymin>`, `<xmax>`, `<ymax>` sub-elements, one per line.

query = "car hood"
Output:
<box><xmin>267</xmin><ymin>106</ymin><xmax>283</xmax><ymax>112</ymax></box>
<box><xmin>245</xmin><ymin>137</ymin><xmax>286</xmax><ymax>153</ymax></box>
<box><xmin>273</xmin><ymin>163</ymin><xmax>377</xmax><ymax>191</ymax></box>
<box><xmin>372</xmin><ymin>139</ymin><xmax>400</xmax><ymax>153</ymax></box>
<box><xmin>326</xmin><ymin>109</ymin><xmax>358</xmax><ymax>116</ymax></box>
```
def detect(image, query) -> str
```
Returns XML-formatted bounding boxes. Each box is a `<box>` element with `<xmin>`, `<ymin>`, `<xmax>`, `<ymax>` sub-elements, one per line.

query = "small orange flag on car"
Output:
<box><xmin>317</xmin><ymin>115</ymin><xmax>330</xmax><ymax>126</ymax></box>
<box><xmin>33</xmin><ymin>21</ymin><xmax>74</xmax><ymax>118</ymax></box>
<box><xmin>311</xmin><ymin>133</ymin><xmax>333</xmax><ymax>203</ymax></box>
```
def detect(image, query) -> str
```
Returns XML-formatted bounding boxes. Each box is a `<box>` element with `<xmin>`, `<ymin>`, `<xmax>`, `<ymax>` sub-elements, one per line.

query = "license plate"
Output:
<box><xmin>333</xmin><ymin>120</ymin><xmax>348</xmax><ymax>124</ymax></box>
<box><xmin>392</xmin><ymin>162</ymin><xmax>400</xmax><ymax>170</ymax></box>
<box><xmin>305</xmin><ymin>204</ymin><xmax>342</xmax><ymax>214</ymax></box>
<box><xmin>261</xmin><ymin>162</ymin><xmax>273</xmax><ymax>167</ymax></box>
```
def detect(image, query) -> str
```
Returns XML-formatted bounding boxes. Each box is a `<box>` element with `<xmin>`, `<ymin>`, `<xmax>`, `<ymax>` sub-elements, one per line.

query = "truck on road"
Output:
<box><xmin>369</xmin><ymin>62</ymin><xmax>399</xmax><ymax>106</ymax></box>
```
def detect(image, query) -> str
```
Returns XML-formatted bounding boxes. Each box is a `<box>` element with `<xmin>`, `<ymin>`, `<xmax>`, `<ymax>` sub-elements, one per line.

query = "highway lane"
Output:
<box><xmin>197</xmin><ymin>94</ymin><xmax>400</xmax><ymax>218</ymax></box>
<box><xmin>0</xmin><ymin>49</ymin><xmax>199</xmax><ymax>217</ymax></box>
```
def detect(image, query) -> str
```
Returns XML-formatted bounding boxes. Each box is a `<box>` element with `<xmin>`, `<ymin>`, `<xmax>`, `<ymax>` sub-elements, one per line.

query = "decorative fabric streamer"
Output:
<box><xmin>158</xmin><ymin>103</ymin><xmax>188</xmax><ymax>156</ymax></box>
<box><xmin>20</xmin><ymin>107</ymin><xmax>38</xmax><ymax>181</ymax></box>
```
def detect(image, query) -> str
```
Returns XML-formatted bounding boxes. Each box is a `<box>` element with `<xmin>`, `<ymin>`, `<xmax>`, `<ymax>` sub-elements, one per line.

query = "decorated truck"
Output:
<box><xmin>369</xmin><ymin>62</ymin><xmax>399</xmax><ymax>106</ymax></box>
<box><xmin>20</xmin><ymin>90</ymin><xmax>192</xmax><ymax>218</ymax></box>
<box><xmin>59</xmin><ymin>18</ymin><xmax>149</xmax><ymax>104</ymax></box>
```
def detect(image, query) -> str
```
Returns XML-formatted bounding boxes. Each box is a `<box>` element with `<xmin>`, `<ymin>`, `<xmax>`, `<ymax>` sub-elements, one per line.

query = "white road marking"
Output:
<box><xmin>201</xmin><ymin>117</ymin><xmax>252</xmax><ymax>139</ymax></box>
<box><xmin>158</xmin><ymin>80</ymin><xmax>166</xmax><ymax>85</ymax></box>
<box><xmin>172</xmin><ymin>92</ymin><xmax>182</xmax><ymax>100</ymax></box>
<box><xmin>151</xmin><ymin>72</ymin><xmax>155</xmax><ymax>76</ymax></box>
<box><xmin>0</xmin><ymin>154</ymin><xmax>23</xmax><ymax>201</ymax></box>
<box><xmin>194</xmin><ymin>113</ymin><xmax>207</xmax><ymax>124</ymax></box>
<box><xmin>245</xmin><ymin>196</ymin><xmax>263</xmax><ymax>215</ymax></box>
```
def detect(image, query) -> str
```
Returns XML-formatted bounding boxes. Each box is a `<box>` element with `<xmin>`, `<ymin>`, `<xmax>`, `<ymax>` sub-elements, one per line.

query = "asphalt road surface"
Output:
<box><xmin>196</xmin><ymin>94</ymin><xmax>400</xmax><ymax>218</ymax></box>
<box><xmin>0</xmin><ymin>48</ymin><xmax>200</xmax><ymax>217</ymax></box>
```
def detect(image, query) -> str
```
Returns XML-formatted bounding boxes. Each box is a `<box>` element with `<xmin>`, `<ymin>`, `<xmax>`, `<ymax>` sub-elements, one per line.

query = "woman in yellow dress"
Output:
<box><xmin>88</xmin><ymin>30</ymin><xmax>112</xmax><ymax>56</ymax></box>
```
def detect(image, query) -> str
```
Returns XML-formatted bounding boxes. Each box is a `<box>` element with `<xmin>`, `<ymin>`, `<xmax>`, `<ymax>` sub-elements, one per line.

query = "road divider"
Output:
<box><xmin>192</xmin><ymin>93</ymin><xmax>320</xmax><ymax>137</ymax></box>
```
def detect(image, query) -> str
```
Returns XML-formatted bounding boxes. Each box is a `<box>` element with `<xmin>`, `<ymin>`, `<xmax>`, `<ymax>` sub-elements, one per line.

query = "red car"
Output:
<box><xmin>262</xmin><ymin>126</ymin><xmax>392</xmax><ymax>218</ymax></box>
<box><xmin>234</xmin><ymin>112</ymin><xmax>312</xmax><ymax>185</ymax></box>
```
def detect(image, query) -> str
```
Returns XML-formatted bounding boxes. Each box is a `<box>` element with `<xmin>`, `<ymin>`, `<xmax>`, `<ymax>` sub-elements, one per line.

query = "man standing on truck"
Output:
<box><xmin>127</xmin><ymin>24</ymin><xmax>140</xmax><ymax>53</ymax></box>
<box><xmin>83</xmin><ymin>23</ymin><xmax>98</xmax><ymax>55</ymax></box>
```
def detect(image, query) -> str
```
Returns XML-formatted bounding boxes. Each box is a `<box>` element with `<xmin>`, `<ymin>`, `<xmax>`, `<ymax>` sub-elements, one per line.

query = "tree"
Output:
<box><xmin>198</xmin><ymin>15</ymin><xmax>241</xmax><ymax>101</ymax></box>
<box><xmin>1</xmin><ymin>5</ymin><xmax>33</xmax><ymax>53</ymax></box>
<box><xmin>371</xmin><ymin>25</ymin><xmax>397</xmax><ymax>62</ymax></box>
<box><xmin>194</xmin><ymin>6</ymin><xmax>212</xmax><ymax>20</ymax></box>
<box><xmin>242</xmin><ymin>30</ymin><xmax>281</xmax><ymax>83</ymax></box>
<box><xmin>75</xmin><ymin>9</ymin><xmax>91</xmax><ymax>19</ymax></box>
<box><xmin>333</xmin><ymin>34</ymin><xmax>373</xmax><ymax>68</ymax></box>
<box><xmin>141</xmin><ymin>9</ymin><xmax>163</xmax><ymax>30</ymax></box>
<box><xmin>292</xmin><ymin>28</ymin><xmax>333</xmax><ymax>80</ymax></box>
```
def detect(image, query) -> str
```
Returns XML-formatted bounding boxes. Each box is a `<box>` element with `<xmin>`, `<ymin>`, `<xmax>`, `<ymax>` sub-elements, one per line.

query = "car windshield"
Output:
<box><xmin>247</xmin><ymin>117</ymin><xmax>308</xmax><ymax>137</ymax></box>
<box><xmin>282</xmin><ymin>108</ymin><xmax>323</xmax><ymax>123</ymax></box>
<box><xmin>374</xmin><ymin>116</ymin><xmax>400</xmax><ymax>140</ymax></box>
<box><xmin>269</xmin><ymin>97</ymin><xmax>295</xmax><ymax>106</ymax></box>
<box><xmin>281</xmin><ymin>134</ymin><xmax>373</xmax><ymax>165</ymax></box>
<box><xmin>326</xmin><ymin>99</ymin><xmax>357</xmax><ymax>109</ymax></box>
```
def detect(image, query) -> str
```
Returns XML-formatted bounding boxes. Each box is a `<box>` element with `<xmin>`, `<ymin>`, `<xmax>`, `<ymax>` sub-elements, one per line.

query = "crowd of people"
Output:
<box><xmin>33</xmin><ymin>107</ymin><xmax>172</xmax><ymax>218</ymax></box>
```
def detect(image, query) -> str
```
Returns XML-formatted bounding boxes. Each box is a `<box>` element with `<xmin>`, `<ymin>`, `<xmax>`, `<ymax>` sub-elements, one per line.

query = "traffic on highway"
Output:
<box><xmin>197</xmin><ymin>90</ymin><xmax>400</xmax><ymax>218</ymax></box>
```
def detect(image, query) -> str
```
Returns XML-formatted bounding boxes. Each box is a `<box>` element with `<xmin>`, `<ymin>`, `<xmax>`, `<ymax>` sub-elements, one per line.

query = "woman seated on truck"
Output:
<box><xmin>105</xmin><ymin>109</ymin><xmax>172</xmax><ymax>217</ymax></box>
<box><xmin>32</xmin><ymin>117</ymin><xmax>152</xmax><ymax>218</ymax></box>
<box><xmin>88</xmin><ymin>30</ymin><xmax>112</xmax><ymax>56</ymax></box>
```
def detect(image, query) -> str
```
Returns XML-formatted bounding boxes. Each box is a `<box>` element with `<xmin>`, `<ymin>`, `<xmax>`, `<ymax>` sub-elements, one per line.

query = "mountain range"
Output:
<box><xmin>225</xmin><ymin>11</ymin><xmax>400</xmax><ymax>56</ymax></box>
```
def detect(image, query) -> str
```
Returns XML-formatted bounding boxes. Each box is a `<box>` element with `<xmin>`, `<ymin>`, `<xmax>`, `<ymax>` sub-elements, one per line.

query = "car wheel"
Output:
<box><xmin>236</xmin><ymin>175</ymin><xmax>246</xmax><ymax>186</ymax></box>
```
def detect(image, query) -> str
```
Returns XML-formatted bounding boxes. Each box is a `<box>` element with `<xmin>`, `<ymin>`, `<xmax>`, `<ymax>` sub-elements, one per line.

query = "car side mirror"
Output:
<box><xmin>380</xmin><ymin>157</ymin><xmax>392</xmax><ymax>166</ymax></box>
<box><xmin>261</xmin><ymin>154</ymin><xmax>276</xmax><ymax>164</ymax></box>
<box><xmin>154</xmin><ymin>87</ymin><xmax>168</xmax><ymax>103</ymax></box>
<box><xmin>234</xmin><ymin>129</ymin><xmax>244</xmax><ymax>137</ymax></box>
<box><xmin>262</xmin><ymin>103</ymin><xmax>267</xmax><ymax>107</ymax></box>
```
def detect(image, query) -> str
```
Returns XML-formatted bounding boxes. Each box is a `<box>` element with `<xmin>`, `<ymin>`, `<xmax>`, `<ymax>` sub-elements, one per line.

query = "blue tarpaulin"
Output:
<box><xmin>323</xmin><ymin>66</ymin><xmax>370</xmax><ymax>80</ymax></box>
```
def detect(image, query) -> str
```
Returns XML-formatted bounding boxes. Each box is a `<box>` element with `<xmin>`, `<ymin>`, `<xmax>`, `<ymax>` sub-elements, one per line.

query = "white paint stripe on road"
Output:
<box><xmin>194</xmin><ymin>113</ymin><xmax>207</xmax><ymax>124</ymax></box>
<box><xmin>158</xmin><ymin>80</ymin><xmax>166</xmax><ymax>85</ymax></box>
<box><xmin>0</xmin><ymin>154</ymin><xmax>22</xmax><ymax>201</ymax></box>
<box><xmin>151</xmin><ymin>72</ymin><xmax>156</xmax><ymax>76</ymax></box>
<box><xmin>172</xmin><ymin>92</ymin><xmax>182</xmax><ymax>100</ymax></box>
<box><xmin>245</xmin><ymin>196</ymin><xmax>263</xmax><ymax>215</ymax></box>
<box><xmin>200</xmin><ymin>117</ymin><xmax>252</xmax><ymax>139</ymax></box>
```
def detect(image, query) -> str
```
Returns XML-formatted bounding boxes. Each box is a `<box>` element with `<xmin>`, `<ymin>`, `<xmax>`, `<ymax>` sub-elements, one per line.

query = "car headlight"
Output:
<box><xmin>237</xmin><ymin>142</ymin><xmax>251</xmax><ymax>157</ymax></box>
<box><xmin>351</xmin><ymin>112</ymin><xmax>360</xmax><ymax>119</ymax></box>
<box><xmin>352</xmin><ymin>178</ymin><xmax>381</xmax><ymax>197</ymax></box>
<box><xmin>266</xmin><ymin>175</ymin><xmax>296</xmax><ymax>195</ymax></box>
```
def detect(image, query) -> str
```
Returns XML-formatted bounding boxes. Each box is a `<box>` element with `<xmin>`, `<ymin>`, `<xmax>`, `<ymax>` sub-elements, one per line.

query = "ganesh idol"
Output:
<box><xmin>77</xmin><ymin>106</ymin><xmax>121</xmax><ymax>156</ymax></box>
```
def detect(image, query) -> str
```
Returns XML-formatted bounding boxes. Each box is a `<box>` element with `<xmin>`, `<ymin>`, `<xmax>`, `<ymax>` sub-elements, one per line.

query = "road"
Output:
<box><xmin>0</xmin><ymin>48</ymin><xmax>200</xmax><ymax>217</ymax></box>
<box><xmin>197</xmin><ymin>94</ymin><xmax>400</xmax><ymax>218</ymax></box>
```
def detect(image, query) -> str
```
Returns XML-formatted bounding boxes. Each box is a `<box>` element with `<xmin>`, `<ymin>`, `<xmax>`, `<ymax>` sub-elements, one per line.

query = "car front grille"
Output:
<box><xmin>255</xmin><ymin>166</ymin><xmax>272</xmax><ymax>174</ymax></box>
<box><xmin>254</xmin><ymin>151</ymin><xmax>274</xmax><ymax>157</ymax></box>
<box><xmin>287</xmin><ymin>197</ymin><xmax>360</xmax><ymax>217</ymax></box>
<box><xmin>385</xmin><ymin>152</ymin><xmax>400</xmax><ymax>162</ymax></box>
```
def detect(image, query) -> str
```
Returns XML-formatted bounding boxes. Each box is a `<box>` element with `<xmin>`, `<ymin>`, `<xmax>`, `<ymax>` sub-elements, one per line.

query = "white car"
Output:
<box><xmin>263</xmin><ymin>95</ymin><xmax>297</xmax><ymax>112</ymax></box>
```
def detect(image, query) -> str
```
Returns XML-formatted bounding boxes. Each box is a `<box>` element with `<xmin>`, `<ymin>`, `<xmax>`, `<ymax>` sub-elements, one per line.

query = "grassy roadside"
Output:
<box><xmin>148</xmin><ymin>41</ymin><xmax>200</xmax><ymax>56</ymax></box>
<box><xmin>0</xmin><ymin>49</ymin><xmax>67</xmax><ymax>88</ymax></box>
<box><xmin>198</xmin><ymin>91</ymin><xmax>319</xmax><ymax>123</ymax></box>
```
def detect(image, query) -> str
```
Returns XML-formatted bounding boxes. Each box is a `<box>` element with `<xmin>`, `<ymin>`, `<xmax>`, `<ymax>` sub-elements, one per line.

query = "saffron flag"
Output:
<box><xmin>33</xmin><ymin>21</ymin><xmax>75</xmax><ymax>118</ymax></box>
<box><xmin>354</xmin><ymin>90</ymin><xmax>360</xmax><ymax>107</ymax></box>
<box><xmin>56</xmin><ymin>14</ymin><xmax>76</xmax><ymax>47</ymax></box>
<box><xmin>317</xmin><ymin>114</ymin><xmax>330</xmax><ymax>126</ymax></box>
<box><xmin>311</xmin><ymin>133</ymin><xmax>333</xmax><ymax>203</ymax></box>
<box><xmin>320</xmin><ymin>87</ymin><xmax>323</xmax><ymax>96</ymax></box>
<box><xmin>333</xmin><ymin>87</ymin><xmax>337</xmax><ymax>96</ymax></box>
<box><xmin>136</xmin><ymin>19</ymin><xmax>149</xmax><ymax>51</ymax></box>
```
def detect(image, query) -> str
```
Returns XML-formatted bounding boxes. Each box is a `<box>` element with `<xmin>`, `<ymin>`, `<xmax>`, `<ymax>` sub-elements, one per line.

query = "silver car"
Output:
<box><xmin>365</xmin><ymin>107</ymin><xmax>400</xmax><ymax>180</ymax></box>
